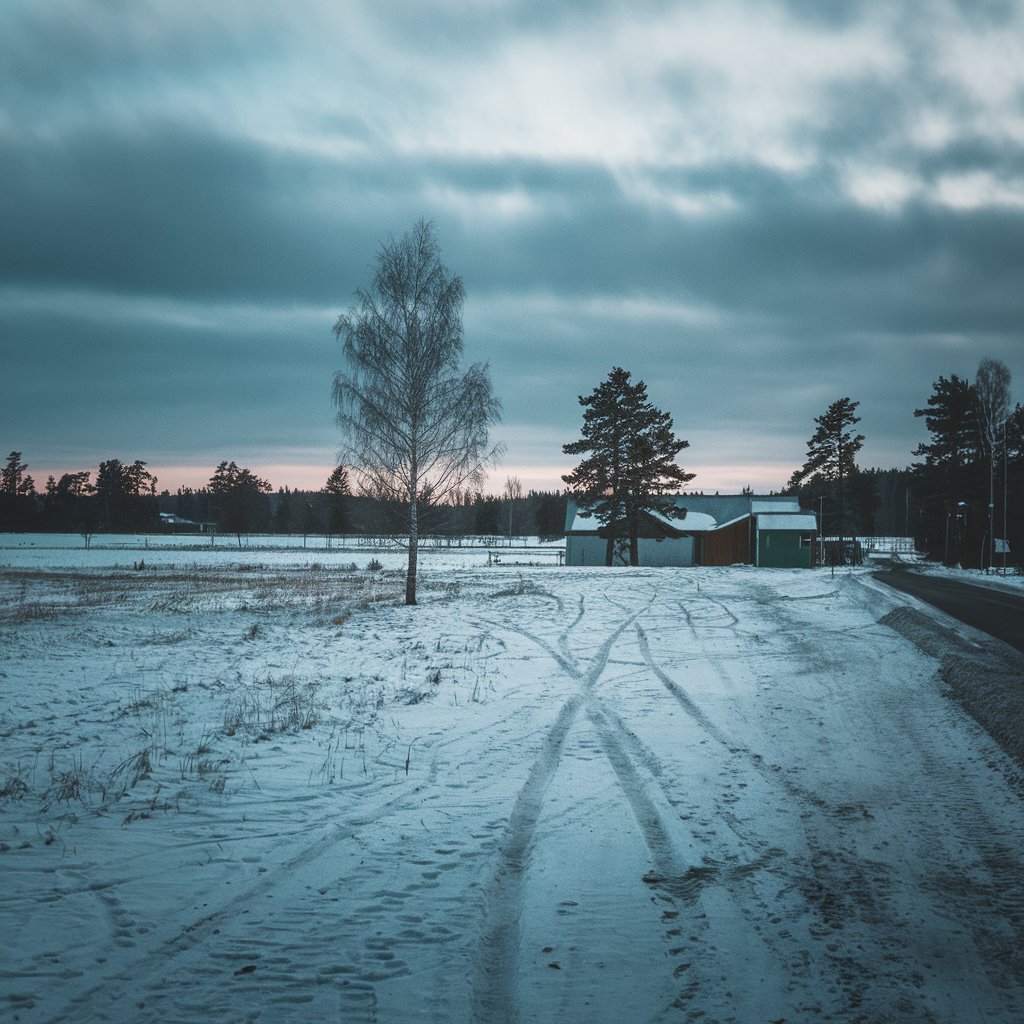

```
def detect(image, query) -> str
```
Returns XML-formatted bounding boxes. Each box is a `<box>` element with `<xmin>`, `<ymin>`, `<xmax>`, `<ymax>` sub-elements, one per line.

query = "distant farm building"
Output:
<box><xmin>564</xmin><ymin>495</ymin><xmax>817</xmax><ymax>568</ymax></box>
<box><xmin>159</xmin><ymin>512</ymin><xmax>216</xmax><ymax>533</ymax></box>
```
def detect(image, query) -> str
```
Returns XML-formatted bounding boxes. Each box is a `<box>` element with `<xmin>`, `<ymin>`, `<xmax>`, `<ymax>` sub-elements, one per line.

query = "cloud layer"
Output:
<box><xmin>4</xmin><ymin>0</ymin><xmax>1023</xmax><ymax>493</ymax></box>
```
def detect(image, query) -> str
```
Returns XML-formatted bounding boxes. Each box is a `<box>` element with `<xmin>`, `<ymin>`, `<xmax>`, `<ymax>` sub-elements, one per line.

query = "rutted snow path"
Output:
<box><xmin>2</xmin><ymin>563</ymin><xmax>1023</xmax><ymax>1023</ymax></box>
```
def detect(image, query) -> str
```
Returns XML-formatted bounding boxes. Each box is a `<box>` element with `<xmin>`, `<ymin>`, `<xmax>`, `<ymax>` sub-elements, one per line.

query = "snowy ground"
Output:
<box><xmin>2</xmin><ymin>539</ymin><xmax>1023</xmax><ymax>1023</ymax></box>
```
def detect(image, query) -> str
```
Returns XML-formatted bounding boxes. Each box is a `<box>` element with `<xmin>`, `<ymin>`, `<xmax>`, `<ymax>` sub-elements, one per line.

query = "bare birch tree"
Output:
<box><xmin>975</xmin><ymin>357</ymin><xmax>1012</xmax><ymax>569</ymax></box>
<box><xmin>503</xmin><ymin>474</ymin><xmax>523</xmax><ymax>542</ymax></box>
<box><xmin>333</xmin><ymin>220</ymin><xmax>503</xmax><ymax>604</ymax></box>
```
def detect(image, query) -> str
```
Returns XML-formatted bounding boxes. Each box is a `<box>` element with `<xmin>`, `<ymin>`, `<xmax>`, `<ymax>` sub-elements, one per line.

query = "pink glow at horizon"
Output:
<box><xmin>31</xmin><ymin>460</ymin><xmax>792</xmax><ymax>497</ymax></box>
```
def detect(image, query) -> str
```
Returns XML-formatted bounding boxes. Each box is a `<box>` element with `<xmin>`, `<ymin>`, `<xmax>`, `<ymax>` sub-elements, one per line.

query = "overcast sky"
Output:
<box><xmin>3</xmin><ymin>0</ymin><xmax>1024</xmax><ymax>496</ymax></box>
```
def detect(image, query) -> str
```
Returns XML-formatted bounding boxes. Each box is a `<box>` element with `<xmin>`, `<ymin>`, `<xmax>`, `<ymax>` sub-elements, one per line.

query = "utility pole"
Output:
<box><xmin>989</xmin><ymin>457</ymin><xmax>995</xmax><ymax>574</ymax></box>
<box><xmin>1003</xmin><ymin>422</ymin><xmax>1009</xmax><ymax>573</ymax></box>
<box><xmin>818</xmin><ymin>494</ymin><xmax>825</xmax><ymax>567</ymax></box>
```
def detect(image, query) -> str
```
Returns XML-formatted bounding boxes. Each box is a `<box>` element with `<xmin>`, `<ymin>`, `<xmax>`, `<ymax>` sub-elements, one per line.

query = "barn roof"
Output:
<box><xmin>567</xmin><ymin>507</ymin><xmax>718</xmax><ymax>533</ymax></box>
<box><xmin>750</xmin><ymin>499</ymin><xmax>801</xmax><ymax>513</ymax></box>
<box><xmin>565</xmin><ymin>493</ymin><xmax>803</xmax><ymax>534</ymax></box>
<box><xmin>756</xmin><ymin>513</ymin><xmax>818</xmax><ymax>531</ymax></box>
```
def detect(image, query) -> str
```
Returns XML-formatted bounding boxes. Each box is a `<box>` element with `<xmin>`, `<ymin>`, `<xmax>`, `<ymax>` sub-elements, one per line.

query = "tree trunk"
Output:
<box><xmin>605</xmin><ymin>531</ymin><xmax>614</xmax><ymax>566</ymax></box>
<box><xmin>406</xmin><ymin>486</ymin><xmax>418</xmax><ymax>606</ymax></box>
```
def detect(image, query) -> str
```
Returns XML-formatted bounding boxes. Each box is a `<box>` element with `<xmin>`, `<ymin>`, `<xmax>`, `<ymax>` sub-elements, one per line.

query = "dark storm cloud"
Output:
<box><xmin>0</xmin><ymin>123</ymin><xmax>388</xmax><ymax>302</ymax></box>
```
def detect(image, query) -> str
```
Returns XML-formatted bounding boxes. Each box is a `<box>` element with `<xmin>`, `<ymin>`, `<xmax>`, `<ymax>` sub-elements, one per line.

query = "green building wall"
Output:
<box><xmin>756</xmin><ymin>530</ymin><xmax>813</xmax><ymax>568</ymax></box>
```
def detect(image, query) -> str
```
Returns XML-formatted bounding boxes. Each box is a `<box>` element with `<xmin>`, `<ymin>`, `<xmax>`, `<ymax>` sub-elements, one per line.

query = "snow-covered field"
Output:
<box><xmin>2</xmin><ymin>538</ymin><xmax>1023</xmax><ymax>1023</ymax></box>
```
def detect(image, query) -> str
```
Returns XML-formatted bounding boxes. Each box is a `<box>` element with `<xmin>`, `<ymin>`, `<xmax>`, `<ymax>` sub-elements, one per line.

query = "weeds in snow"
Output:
<box><xmin>394</xmin><ymin>686</ymin><xmax>431</xmax><ymax>705</ymax></box>
<box><xmin>0</xmin><ymin>769</ymin><xmax>30</xmax><ymax>803</ymax></box>
<box><xmin>222</xmin><ymin>674</ymin><xmax>323</xmax><ymax>739</ymax></box>
<box><xmin>10</xmin><ymin>599</ymin><xmax>58</xmax><ymax>623</ymax></box>
<box><xmin>490</xmin><ymin>575</ymin><xmax>552</xmax><ymax>599</ymax></box>
<box><xmin>108</xmin><ymin>748</ymin><xmax>153</xmax><ymax>793</ymax></box>
<box><xmin>43</xmin><ymin>753</ymin><xmax>92</xmax><ymax>809</ymax></box>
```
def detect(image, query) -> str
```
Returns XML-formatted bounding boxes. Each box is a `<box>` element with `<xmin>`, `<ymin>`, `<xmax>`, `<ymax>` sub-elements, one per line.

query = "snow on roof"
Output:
<box><xmin>566</xmin><ymin>495</ymin><xmax>809</xmax><ymax>535</ymax></box>
<box><xmin>756</xmin><ymin>513</ymin><xmax>818</xmax><ymax>531</ymax></box>
<box><xmin>665</xmin><ymin>511</ymin><xmax>717</xmax><ymax>532</ymax></box>
<box><xmin>717</xmin><ymin>513</ymin><xmax>752</xmax><ymax>530</ymax></box>
<box><xmin>568</xmin><ymin>508</ymin><xmax>718</xmax><ymax>533</ymax></box>
<box><xmin>750</xmin><ymin>498</ymin><xmax>801</xmax><ymax>513</ymax></box>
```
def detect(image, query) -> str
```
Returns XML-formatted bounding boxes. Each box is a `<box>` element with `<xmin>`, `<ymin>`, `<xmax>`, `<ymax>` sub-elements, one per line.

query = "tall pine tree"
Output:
<box><xmin>789</xmin><ymin>397</ymin><xmax>864</xmax><ymax>561</ymax></box>
<box><xmin>912</xmin><ymin>374</ymin><xmax>982</xmax><ymax>561</ymax></box>
<box><xmin>913</xmin><ymin>375</ymin><xmax>979</xmax><ymax>493</ymax></box>
<box><xmin>562</xmin><ymin>367</ymin><xmax>694</xmax><ymax>565</ymax></box>
<box><xmin>324</xmin><ymin>465</ymin><xmax>351</xmax><ymax>538</ymax></box>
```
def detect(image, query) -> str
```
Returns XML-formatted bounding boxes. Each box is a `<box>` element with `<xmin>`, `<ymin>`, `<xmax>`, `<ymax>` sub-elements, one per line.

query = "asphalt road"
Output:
<box><xmin>874</xmin><ymin>566</ymin><xmax>1024</xmax><ymax>654</ymax></box>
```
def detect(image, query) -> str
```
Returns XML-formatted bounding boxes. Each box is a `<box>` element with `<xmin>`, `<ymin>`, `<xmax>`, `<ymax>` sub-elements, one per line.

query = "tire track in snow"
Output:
<box><xmin>583</xmin><ymin>701</ymin><xmax>691</xmax><ymax>894</ymax></box>
<box><xmin>574</xmin><ymin>589</ymin><xmax>797</xmax><ymax>1010</ymax></box>
<box><xmin>471</xmin><ymin>693</ymin><xmax>585</xmax><ymax>1023</ymax></box>
<box><xmin>558</xmin><ymin>594</ymin><xmax>587</xmax><ymax>669</ymax></box>
<box><xmin>635</xmin><ymin>617</ymin><xmax>839</xmax><ymax>816</ymax></box>
<box><xmin>472</xmin><ymin>599</ymin><xmax>658</xmax><ymax>1023</ymax></box>
<box><xmin>635</xmin><ymin>590</ymin><xmax>928</xmax><ymax>1017</ymax></box>
<box><xmin>474</xmin><ymin>585</ymin><xmax>755</xmax><ymax>1018</ymax></box>
<box><xmin>475</xmin><ymin>581</ymin><xmax>865</xmax><ymax>1020</ymax></box>
<box><xmin>634</xmin><ymin>623</ymin><xmax>729</xmax><ymax>747</ymax></box>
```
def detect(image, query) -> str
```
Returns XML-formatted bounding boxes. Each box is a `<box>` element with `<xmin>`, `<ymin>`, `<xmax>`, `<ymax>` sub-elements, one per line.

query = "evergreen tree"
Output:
<box><xmin>40</xmin><ymin>471</ymin><xmax>94</xmax><ymax>532</ymax></box>
<box><xmin>273</xmin><ymin>488</ymin><xmax>293</xmax><ymax>534</ymax></box>
<box><xmin>562</xmin><ymin>367</ymin><xmax>694</xmax><ymax>566</ymax></box>
<box><xmin>95</xmin><ymin>459</ymin><xmax>158</xmax><ymax>531</ymax></box>
<box><xmin>912</xmin><ymin>375</ymin><xmax>983</xmax><ymax>561</ymax></box>
<box><xmin>1</xmin><ymin>452</ymin><xmax>35</xmax><ymax>495</ymax></box>
<box><xmin>530</xmin><ymin>490</ymin><xmax>568</xmax><ymax>540</ymax></box>
<box><xmin>46</xmin><ymin>471</ymin><xmax>93</xmax><ymax>498</ymax></box>
<box><xmin>789</xmin><ymin>397</ymin><xmax>864</xmax><ymax>561</ymax></box>
<box><xmin>472</xmin><ymin>492</ymin><xmax>503</xmax><ymax>535</ymax></box>
<box><xmin>0</xmin><ymin>452</ymin><xmax>37</xmax><ymax>531</ymax></box>
<box><xmin>324</xmin><ymin>465</ymin><xmax>351</xmax><ymax>537</ymax></box>
<box><xmin>913</xmin><ymin>375</ymin><xmax>979</xmax><ymax>495</ymax></box>
<box><xmin>209</xmin><ymin>461</ymin><xmax>272</xmax><ymax>545</ymax></box>
<box><xmin>861</xmin><ymin>467</ymin><xmax>915</xmax><ymax>538</ymax></box>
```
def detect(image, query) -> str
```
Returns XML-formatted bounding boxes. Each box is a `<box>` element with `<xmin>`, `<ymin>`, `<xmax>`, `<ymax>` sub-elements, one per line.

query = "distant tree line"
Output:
<box><xmin>0</xmin><ymin>456</ymin><xmax>161</xmax><ymax>535</ymax></box>
<box><xmin>0</xmin><ymin>452</ymin><xmax>568</xmax><ymax>542</ymax></box>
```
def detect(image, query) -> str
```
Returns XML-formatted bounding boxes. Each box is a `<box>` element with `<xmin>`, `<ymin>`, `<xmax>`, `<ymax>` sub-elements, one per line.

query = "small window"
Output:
<box><xmin>800</xmin><ymin>534</ymin><xmax>812</xmax><ymax>548</ymax></box>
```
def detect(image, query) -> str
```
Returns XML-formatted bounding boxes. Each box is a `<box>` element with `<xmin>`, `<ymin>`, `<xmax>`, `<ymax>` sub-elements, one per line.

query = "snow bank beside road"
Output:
<box><xmin>880</xmin><ymin>603</ymin><xmax>1024</xmax><ymax>769</ymax></box>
